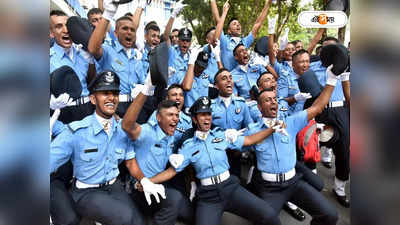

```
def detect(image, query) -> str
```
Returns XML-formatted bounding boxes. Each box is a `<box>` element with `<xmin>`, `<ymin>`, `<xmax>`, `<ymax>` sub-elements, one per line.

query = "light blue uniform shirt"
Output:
<box><xmin>52</xmin><ymin>120</ymin><xmax>65</xmax><ymax>138</ymax></box>
<box><xmin>230</xmin><ymin>64</ymin><xmax>266</xmax><ymax>99</ymax></box>
<box><xmin>220</xmin><ymin>31</ymin><xmax>254</xmax><ymax>71</ymax></box>
<box><xmin>148</xmin><ymin>110</ymin><xmax>192</xmax><ymax>142</ymax></box>
<box><xmin>273</xmin><ymin>59</ymin><xmax>293</xmax><ymax>78</ymax></box>
<box><xmin>202</xmin><ymin>44</ymin><xmax>219</xmax><ymax>84</ymax></box>
<box><xmin>132</xmin><ymin>120</ymin><xmax>175</xmax><ymax>178</ymax></box>
<box><xmin>247</xmin><ymin>110</ymin><xmax>308</xmax><ymax>174</ymax></box>
<box><xmin>310</xmin><ymin>60</ymin><xmax>345</xmax><ymax>102</ymax></box>
<box><xmin>175</xmin><ymin>127</ymin><xmax>245</xmax><ymax>179</ymax></box>
<box><xmin>184</xmin><ymin>73</ymin><xmax>213</xmax><ymax>108</ymax></box>
<box><xmin>277</xmin><ymin>71</ymin><xmax>305</xmax><ymax>114</ymax></box>
<box><xmin>50</xmin><ymin>42</ymin><xmax>91</xmax><ymax>96</ymax></box>
<box><xmin>141</xmin><ymin>44</ymin><xmax>151</xmax><ymax>73</ymax></box>
<box><xmin>168</xmin><ymin>46</ymin><xmax>190</xmax><ymax>82</ymax></box>
<box><xmin>50</xmin><ymin>114</ymin><xmax>136</xmax><ymax>184</ymax></box>
<box><xmin>96</xmin><ymin>40</ymin><xmax>146</xmax><ymax>94</ymax></box>
<box><xmin>211</xmin><ymin>95</ymin><xmax>253</xmax><ymax>130</ymax></box>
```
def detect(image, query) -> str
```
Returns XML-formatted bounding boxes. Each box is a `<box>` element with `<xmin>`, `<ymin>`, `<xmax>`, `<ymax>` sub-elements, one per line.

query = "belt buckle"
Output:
<box><xmin>278</xmin><ymin>173</ymin><xmax>285</xmax><ymax>182</ymax></box>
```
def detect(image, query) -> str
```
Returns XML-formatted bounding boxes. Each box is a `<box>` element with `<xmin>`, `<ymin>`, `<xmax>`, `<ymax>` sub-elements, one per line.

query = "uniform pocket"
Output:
<box><xmin>80</xmin><ymin>150</ymin><xmax>99</xmax><ymax>162</ymax></box>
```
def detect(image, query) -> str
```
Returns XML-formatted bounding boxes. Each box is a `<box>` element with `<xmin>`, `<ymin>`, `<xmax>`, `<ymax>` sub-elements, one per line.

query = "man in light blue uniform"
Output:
<box><xmin>277</xmin><ymin>49</ymin><xmax>313</xmax><ymax>115</ymax></box>
<box><xmin>201</xmin><ymin>27</ymin><xmax>222</xmax><ymax>84</ymax></box>
<box><xmin>141</xmin><ymin>23</ymin><xmax>161</xmax><ymax>73</ymax></box>
<box><xmin>50</xmin><ymin>10</ymin><xmax>96</xmax><ymax>122</ymax></box>
<box><xmin>247</xmin><ymin>67</ymin><xmax>341</xmax><ymax>225</ymax></box>
<box><xmin>122</xmin><ymin>77</ymin><xmax>194</xmax><ymax>225</ymax></box>
<box><xmin>148</xmin><ymin>84</ymin><xmax>192</xmax><ymax>142</ymax></box>
<box><xmin>162</xmin><ymin>1</ymin><xmax>190</xmax><ymax>83</ymax></box>
<box><xmin>309</xmin><ymin>37</ymin><xmax>351</xmax><ymax>207</ymax></box>
<box><xmin>230</xmin><ymin>44</ymin><xmax>267</xmax><ymax>99</ymax></box>
<box><xmin>50</xmin><ymin>71</ymin><xmax>146</xmax><ymax>225</ymax></box>
<box><xmin>213</xmin><ymin>0</ymin><xmax>272</xmax><ymax>71</ymax></box>
<box><xmin>88</xmin><ymin>2</ymin><xmax>146</xmax><ymax>117</ymax></box>
<box><xmin>181</xmin><ymin>50</ymin><xmax>213</xmax><ymax>109</ymax></box>
<box><xmin>210</xmin><ymin>68</ymin><xmax>254</xmax><ymax>177</ymax></box>
<box><xmin>164</xmin><ymin>96</ymin><xmax>281</xmax><ymax>225</ymax></box>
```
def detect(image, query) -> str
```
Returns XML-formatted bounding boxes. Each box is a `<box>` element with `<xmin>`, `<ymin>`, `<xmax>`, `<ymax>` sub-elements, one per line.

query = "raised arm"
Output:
<box><xmin>307</xmin><ymin>28</ymin><xmax>325</xmax><ymax>54</ymax></box>
<box><xmin>163</xmin><ymin>0</ymin><xmax>186</xmax><ymax>46</ymax></box>
<box><xmin>210</xmin><ymin>0</ymin><xmax>221</xmax><ymax>24</ymax></box>
<box><xmin>215</xmin><ymin>0</ymin><xmax>230</xmax><ymax>40</ymax></box>
<box><xmin>125</xmin><ymin>158</ymin><xmax>146</xmax><ymax>181</ymax></box>
<box><xmin>88</xmin><ymin>0</ymin><xmax>117</xmax><ymax>59</ymax></box>
<box><xmin>267</xmin><ymin>15</ymin><xmax>278</xmax><ymax>65</ymax></box>
<box><xmin>129</xmin><ymin>0</ymin><xmax>148</xmax><ymax>32</ymax></box>
<box><xmin>181</xmin><ymin>49</ymin><xmax>201</xmax><ymax>91</ymax></box>
<box><xmin>251</xmin><ymin>0</ymin><xmax>272</xmax><ymax>38</ymax></box>
<box><xmin>306</xmin><ymin>65</ymin><xmax>339</xmax><ymax>120</ymax></box>
<box><xmin>122</xmin><ymin>75</ymin><xmax>155</xmax><ymax>140</ymax></box>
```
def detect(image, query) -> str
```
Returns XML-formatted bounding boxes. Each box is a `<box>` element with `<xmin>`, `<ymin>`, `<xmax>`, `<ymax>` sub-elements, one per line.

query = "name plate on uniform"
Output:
<box><xmin>212</xmin><ymin>138</ymin><xmax>223</xmax><ymax>143</ymax></box>
<box><xmin>84</xmin><ymin>148</ymin><xmax>98</xmax><ymax>153</ymax></box>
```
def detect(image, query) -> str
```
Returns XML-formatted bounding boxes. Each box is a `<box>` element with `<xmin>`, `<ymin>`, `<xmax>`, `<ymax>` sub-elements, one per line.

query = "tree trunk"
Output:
<box><xmin>338</xmin><ymin>25</ymin><xmax>346</xmax><ymax>44</ymax></box>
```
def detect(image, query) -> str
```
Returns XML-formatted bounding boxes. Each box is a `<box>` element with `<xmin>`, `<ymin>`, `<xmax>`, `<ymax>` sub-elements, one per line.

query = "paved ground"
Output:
<box><xmin>80</xmin><ymin>156</ymin><xmax>350</xmax><ymax>225</ymax></box>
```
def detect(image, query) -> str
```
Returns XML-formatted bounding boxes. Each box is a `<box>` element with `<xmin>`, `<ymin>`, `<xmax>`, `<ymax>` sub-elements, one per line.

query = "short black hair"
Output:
<box><xmin>322</xmin><ymin>37</ymin><xmax>339</xmax><ymax>44</ymax></box>
<box><xmin>157</xmin><ymin>99</ymin><xmax>179</xmax><ymax>113</ymax></box>
<box><xmin>167</xmin><ymin>83</ymin><xmax>184</xmax><ymax>93</ymax></box>
<box><xmin>257</xmin><ymin>87</ymin><xmax>275</xmax><ymax>102</ymax></box>
<box><xmin>125</xmin><ymin>12</ymin><xmax>134</xmax><ymax>17</ymax></box>
<box><xmin>291</xmin><ymin>40</ymin><xmax>302</xmax><ymax>45</ymax></box>
<box><xmin>256</xmin><ymin>71</ymin><xmax>274</xmax><ymax>87</ymax></box>
<box><xmin>228</xmin><ymin>17</ymin><xmax>239</xmax><ymax>27</ymax></box>
<box><xmin>50</xmin><ymin>10</ymin><xmax>67</xmax><ymax>17</ymax></box>
<box><xmin>214</xmin><ymin>68</ymin><xmax>229</xmax><ymax>84</ymax></box>
<box><xmin>87</xmin><ymin>8</ymin><xmax>102</xmax><ymax>18</ymax></box>
<box><xmin>233</xmin><ymin>43</ymin><xmax>245</xmax><ymax>56</ymax></box>
<box><xmin>292</xmin><ymin>49</ymin><xmax>309</xmax><ymax>62</ymax></box>
<box><xmin>115</xmin><ymin>16</ymin><xmax>133</xmax><ymax>29</ymax></box>
<box><xmin>172</xmin><ymin>28</ymin><xmax>179</xmax><ymax>33</ymax></box>
<box><xmin>145</xmin><ymin>24</ymin><xmax>160</xmax><ymax>33</ymax></box>
<box><xmin>205</xmin><ymin>27</ymin><xmax>216</xmax><ymax>39</ymax></box>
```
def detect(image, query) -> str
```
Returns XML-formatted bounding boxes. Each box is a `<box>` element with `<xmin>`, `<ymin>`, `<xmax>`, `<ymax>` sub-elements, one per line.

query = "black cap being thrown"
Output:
<box><xmin>88</xmin><ymin>71</ymin><xmax>120</xmax><ymax>93</ymax></box>
<box><xmin>195</xmin><ymin>51</ymin><xmax>210</xmax><ymax>69</ymax></box>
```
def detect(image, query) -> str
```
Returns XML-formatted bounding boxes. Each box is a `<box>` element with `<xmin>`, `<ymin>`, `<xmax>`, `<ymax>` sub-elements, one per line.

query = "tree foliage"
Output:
<box><xmin>179</xmin><ymin>0</ymin><xmax>344</xmax><ymax>49</ymax></box>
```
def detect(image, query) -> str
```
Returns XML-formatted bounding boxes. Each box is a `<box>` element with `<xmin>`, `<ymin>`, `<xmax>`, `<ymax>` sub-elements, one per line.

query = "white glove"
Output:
<box><xmin>141</xmin><ymin>72</ymin><xmax>155</xmax><ymax>96</ymax></box>
<box><xmin>79</xmin><ymin>49</ymin><xmax>94</xmax><ymax>64</ymax></box>
<box><xmin>279</xmin><ymin>28</ymin><xmax>289</xmax><ymax>50</ymax></box>
<box><xmin>340</xmin><ymin>72</ymin><xmax>350</xmax><ymax>82</ymax></box>
<box><xmin>50</xmin><ymin>93</ymin><xmax>73</xmax><ymax>110</ymax></box>
<box><xmin>188</xmin><ymin>48</ymin><xmax>202</xmax><ymax>65</ymax></box>
<box><xmin>316</xmin><ymin>123</ymin><xmax>325</xmax><ymax>131</ymax></box>
<box><xmin>131</xmin><ymin>84</ymin><xmax>144</xmax><ymax>98</ymax></box>
<box><xmin>171</xmin><ymin>0</ymin><xmax>187</xmax><ymax>18</ymax></box>
<box><xmin>251</xmin><ymin>54</ymin><xmax>267</xmax><ymax>67</ymax></box>
<box><xmin>272</xmin><ymin>120</ymin><xmax>289</xmax><ymax>136</ymax></box>
<box><xmin>138</xmin><ymin>0</ymin><xmax>147</xmax><ymax>9</ymax></box>
<box><xmin>294</xmin><ymin>92</ymin><xmax>312</xmax><ymax>102</ymax></box>
<box><xmin>168</xmin><ymin>67</ymin><xmax>176</xmax><ymax>78</ymax></box>
<box><xmin>210</xmin><ymin>40</ymin><xmax>221</xmax><ymax>62</ymax></box>
<box><xmin>50</xmin><ymin>109</ymin><xmax>61</xmax><ymax>140</ymax></box>
<box><xmin>225</xmin><ymin>128</ymin><xmax>245</xmax><ymax>143</ymax></box>
<box><xmin>189</xmin><ymin>181</ymin><xmax>197</xmax><ymax>202</ymax></box>
<box><xmin>326</xmin><ymin>64</ymin><xmax>339</xmax><ymax>86</ymax></box>
<box><xmin>140</xmin><ymin>177</ymin><xmax>166</xmax><ymax>205</ymax></box>
<box><xmin>268</xmin><ymin>15</ymin><xmax>278</xmax><ymax>34</ymax></box>
<box><xmin>169</xmin><ymin>154</ymin><xmax>184</xmax><ymax>169</ymax></box>
<box><xmin>103</xmin><ymin>0</ymin><xmax>118</xmax><ymax>21</ymax></box>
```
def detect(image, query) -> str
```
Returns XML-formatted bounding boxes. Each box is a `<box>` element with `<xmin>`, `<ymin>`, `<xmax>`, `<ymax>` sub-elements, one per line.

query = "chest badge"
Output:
<box><xmin>176</xmin><ymin>127</ymin><xmax>185</xmax><ymax>133</ymax></box>
<box><xmin>115</xmin><ymin>59</ymin><xmax>123</xmax><ymax>66</ymax></box>
<box><xmin>280</xmin><ymin>107</ymin><xmax>288</xmax><ymax>112</ymax></box>
<box><xmin>235</xmin><ymin>107</ymin><xmax>241</xmax><ymax>114</ymax></box>
<box><xmin>212</xmin><ymin>137</ymin><xmax>223</xmax><ymax>143</ymax></box>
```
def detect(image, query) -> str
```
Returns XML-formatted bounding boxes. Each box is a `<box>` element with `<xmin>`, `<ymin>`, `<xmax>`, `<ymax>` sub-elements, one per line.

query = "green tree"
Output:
<box><xmin>179</xmin><ymin>0</ymin><xmax>339</xmax><ymax>49</ymax></box>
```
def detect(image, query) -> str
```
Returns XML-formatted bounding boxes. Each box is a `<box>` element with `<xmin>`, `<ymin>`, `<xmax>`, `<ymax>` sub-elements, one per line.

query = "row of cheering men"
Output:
<box><xmin>50</xmin><ymin>0</ymin><xmax>350</xmax><ymax>225</ymax></box>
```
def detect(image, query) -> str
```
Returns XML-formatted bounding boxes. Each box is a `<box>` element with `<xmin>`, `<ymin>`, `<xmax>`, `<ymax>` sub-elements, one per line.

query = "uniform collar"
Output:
<box><xmin>239</xmin><ymin>64</ymin><xmax>249</xmax><ymax>73</ymax></box>
<box><xmin>92</xmin><ymin>113</ymin><xmax>117</xmax><ymax>135</ymax></box>
<box><xmin>179</xmin><ymin>111</ymin><xmax>191</xmax><ymax>123</ymax></box>
<box><xmin>155</xmin><ymin>123</ymin><xmax>171</xmax><ymax>142</ymax></box>
<box><xmin>52</xmin><ymin>42</ymin><xmax>74</xmax><ymax>61</ymax></box>
<box><xmin>115</xmin><ymin>40</ymin><xmax>136</xmax><ymax>58</ymax></box>
<box><xmin>217</xmin><ymin>95</ymin><xmax>233</xmax><ymax>108</ymax></box>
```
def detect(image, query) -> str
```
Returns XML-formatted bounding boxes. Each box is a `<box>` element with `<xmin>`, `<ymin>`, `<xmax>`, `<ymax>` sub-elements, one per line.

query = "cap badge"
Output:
<box><xmin>105</xmin><ymin>72</ymin><xmax>114</xmax><ymax>83</ymax></box>
<box><xmin>184</xmin><ymin>29</ymin><xmax>189</xmax><ymax>36</ymax></box>
<box><xmin>202</xmin><ymin>97</ymin><xmax>209</xmax><ymax>105</ymax></box>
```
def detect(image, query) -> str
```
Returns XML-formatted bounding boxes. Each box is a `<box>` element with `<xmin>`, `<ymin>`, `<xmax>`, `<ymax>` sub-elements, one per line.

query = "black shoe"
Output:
<box><xmin>332</xmin><ymin>189</ymin><xmax>350</xmax><ymax>208</ymax></box>
<box><xmin>284</xmin><ymin>205</ymin><xmax>306</xmax><ymax>221</ymax></box>
<box><xmin>322</xmin><ymin>161</ymin><xmax>332</xmax><ymax>168</ymax></box>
